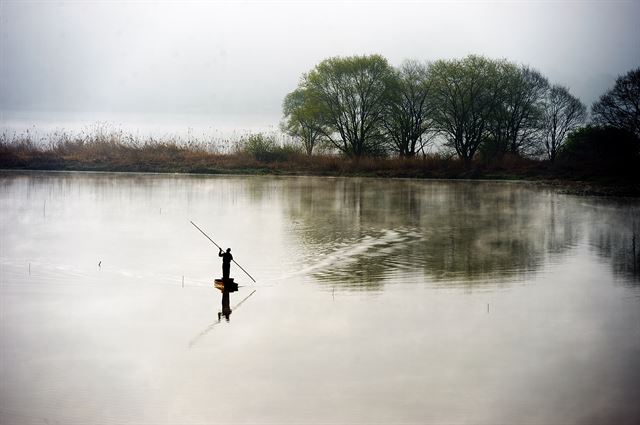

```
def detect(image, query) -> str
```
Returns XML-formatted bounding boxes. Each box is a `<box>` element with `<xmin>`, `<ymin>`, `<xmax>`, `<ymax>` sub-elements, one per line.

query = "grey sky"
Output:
<box><xmin>1</xmin><ymin>0</ymin><xmax>639</xmax><ymax>122</ymax></box>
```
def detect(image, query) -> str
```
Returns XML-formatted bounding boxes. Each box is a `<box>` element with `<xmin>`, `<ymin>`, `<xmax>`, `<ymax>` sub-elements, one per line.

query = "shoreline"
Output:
<box><xmin>2</xmin><ymin>129</ymin><xmax>638</xmax><ymax>198</ymax></box>
<box><xmin>2</xmin><ymin>166</ymin><xmax>638</xmax><ymax>199</ymax></box>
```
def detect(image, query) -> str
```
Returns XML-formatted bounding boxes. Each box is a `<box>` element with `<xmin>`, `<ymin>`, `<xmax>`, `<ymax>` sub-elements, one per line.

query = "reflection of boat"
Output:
<box><xmin>214</xmin><ymin>278</ymin><xmax>238</xmax><ymax>292</ymax></box>
<box><xmin>188</xmin><ymin>285</ymin><xmax>257</xmax><ymax>348</ymax></box>
<box><xmin>214</xmin><ymin>278</ymin><xmax>238</xmax><ymax>322</ymax></box>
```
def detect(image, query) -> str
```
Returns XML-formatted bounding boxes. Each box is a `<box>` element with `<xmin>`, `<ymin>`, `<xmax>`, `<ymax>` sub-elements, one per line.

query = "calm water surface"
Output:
<box><xmin>1</xmin><ymin>171</ymin><xmax>639</xmax><ymax>424</ymax></box>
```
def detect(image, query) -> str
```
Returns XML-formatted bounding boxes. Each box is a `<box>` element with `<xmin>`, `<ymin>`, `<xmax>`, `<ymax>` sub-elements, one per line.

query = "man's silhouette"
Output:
<box><xmin>219</xmin><ymin>248</ymin><xmax>233</xmax><ymax>280</ymax></box>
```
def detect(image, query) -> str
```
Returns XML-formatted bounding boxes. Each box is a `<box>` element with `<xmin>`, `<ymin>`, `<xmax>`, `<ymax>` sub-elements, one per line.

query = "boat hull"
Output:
<box><xmin>214</xmin><ymin>278</ymin><xmax>238</xmax><ymax>292</ymax></box>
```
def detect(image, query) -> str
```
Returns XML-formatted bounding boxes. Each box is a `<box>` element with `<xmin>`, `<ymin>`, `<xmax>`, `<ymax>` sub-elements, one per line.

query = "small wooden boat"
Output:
<box><xmin>214</xmin><ymin>278</ymin><xmax>238</xmax><ymax>292</ymax></box>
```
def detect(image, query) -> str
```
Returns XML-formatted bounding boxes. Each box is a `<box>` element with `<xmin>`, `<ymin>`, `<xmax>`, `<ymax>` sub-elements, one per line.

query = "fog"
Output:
<box><xmin>1</xmin><ymin>0</ymin><xmax>639</xmax><ymax>131</ymax></box>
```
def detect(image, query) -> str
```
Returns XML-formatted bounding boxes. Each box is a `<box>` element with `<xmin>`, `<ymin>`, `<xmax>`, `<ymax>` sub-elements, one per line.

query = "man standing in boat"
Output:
<box><xmin>219</xmin><ymin>248</ymin><xmax>233</xmax><ymax>280</ymax></box>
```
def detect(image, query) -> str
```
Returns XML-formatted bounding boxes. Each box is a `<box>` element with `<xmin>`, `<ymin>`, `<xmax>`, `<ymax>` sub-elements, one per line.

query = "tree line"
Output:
<box><xmin>282</xmin><ymin>54</ymin><xmax>639</xmax><ymax>168</ymax></box>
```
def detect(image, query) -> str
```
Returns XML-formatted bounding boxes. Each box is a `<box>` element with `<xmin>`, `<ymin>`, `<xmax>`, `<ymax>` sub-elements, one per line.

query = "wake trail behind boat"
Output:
<box><xmin>266</xmin><ymin>227</ymin><xmax>426</xmax><ymax>283</ymax></box>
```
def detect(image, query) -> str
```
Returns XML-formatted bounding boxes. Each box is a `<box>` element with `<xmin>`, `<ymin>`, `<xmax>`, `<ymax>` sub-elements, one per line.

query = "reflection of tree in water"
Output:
<box><xmin>282</xmin><ymin>178</ymin><xmax>585</xmax><ymax>289</ymax></box>
<box><xmin>161</xmin><ymin>175</ymin><xmax>638</xmax><ymax>288</ymax></box>
<box><xmin>583</xmin><ymin>200</ymin><xmax>640</xmax><ymax>285</ymax></box>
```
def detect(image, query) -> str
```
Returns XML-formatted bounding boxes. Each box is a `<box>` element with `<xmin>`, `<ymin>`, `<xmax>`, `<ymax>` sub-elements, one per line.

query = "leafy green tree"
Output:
<box><xmin>540</xmin><ymin>85</ymin><xmax>587</xmax><ymax>162</ymax></box>
<box><xmin>302</xmin><ymin>55</ymin><xmax>396</xmax><ymax>157</ymax></box>
<box><xmin>381</xmin><ymin>60</ymin><xmax>433</xmax><ymax>157</ymax></box>
<box><xmin>428</xmin><ymin>55</ymin><xmax>505</xmax><ymax>166</ymax></box>
<box><xmin>591</xmin><ymin>67</ymin><xmax>640</xmax><ymax>138</ymax></box>
<box><xmin>488</xmin><ymin>64</ymin><xmax>549</xmax><ymax>157</ymax></box>
<box><xmin>281</xmin><ymin>88</ymin><xmax>326</xmax><ymax>155</ymax></box>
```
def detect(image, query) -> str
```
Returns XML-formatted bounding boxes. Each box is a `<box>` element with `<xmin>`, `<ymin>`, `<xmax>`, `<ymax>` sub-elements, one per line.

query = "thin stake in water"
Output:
<box><xmin>633</xmin><ymin>233</ymin><xmax>637</xmax><ymax>274</ymax></box>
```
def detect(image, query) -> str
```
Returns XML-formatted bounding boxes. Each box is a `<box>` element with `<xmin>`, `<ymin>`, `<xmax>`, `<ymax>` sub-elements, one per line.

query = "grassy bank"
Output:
<box><xmin>1</xmin><ymin>135</ymin><xmax>638</xmax><ymax>197</ymax></box>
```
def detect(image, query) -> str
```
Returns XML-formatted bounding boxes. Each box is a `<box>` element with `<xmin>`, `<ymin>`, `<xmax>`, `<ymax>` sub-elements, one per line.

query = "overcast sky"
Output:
<box><xmin>1</xmin><ymin>0</ymin><xmax>639</xmax><ymax>124</ymax></box>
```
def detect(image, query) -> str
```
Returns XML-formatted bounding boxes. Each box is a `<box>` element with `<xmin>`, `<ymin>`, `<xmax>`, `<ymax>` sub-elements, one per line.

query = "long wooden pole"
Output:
<box><xmin>190</xmin><ymin>221</ymin><xmax>257</xmax><ymax>283</ymax></box>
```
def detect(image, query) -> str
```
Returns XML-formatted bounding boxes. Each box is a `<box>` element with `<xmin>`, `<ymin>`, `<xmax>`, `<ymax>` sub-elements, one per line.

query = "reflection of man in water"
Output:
<box><xmin>219</xmin><ymin>248</ymin><xmax>233</xmax><ymax>279</ymax></box>
<box><xmin>218</xmin><ymin>289</ymin><xmax>232</xmax><ymax>322</ymax></box>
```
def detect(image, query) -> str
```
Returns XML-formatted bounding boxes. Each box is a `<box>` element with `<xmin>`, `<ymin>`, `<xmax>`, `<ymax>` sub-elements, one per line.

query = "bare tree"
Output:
<box><xmin>382</xmin><ymin>60</ymin><xmax>433</xmax><ymax>157</ymax></box>
<box><xmin>591</xmin><ymin>67</ymin><xmax>640</xmax><ymax>138</ymax></box>
<box><xmin>541</xmin><ymin>85</ymin><xmax>587</xmax><ymax>162</ymax></box>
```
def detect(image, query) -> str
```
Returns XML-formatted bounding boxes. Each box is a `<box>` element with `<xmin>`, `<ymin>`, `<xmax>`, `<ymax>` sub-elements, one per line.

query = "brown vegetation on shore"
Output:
<box><xmin>0</xmin><ymin>133</ymin><xmax>638</xmax><ymax>197</ymax></box>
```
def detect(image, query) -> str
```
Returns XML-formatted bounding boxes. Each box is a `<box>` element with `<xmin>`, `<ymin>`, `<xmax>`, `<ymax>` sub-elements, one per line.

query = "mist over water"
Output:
<box><xmin>1</xmin><ymin>172</ymin><xmax>639</xmax><ymax>424</ymax></box>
